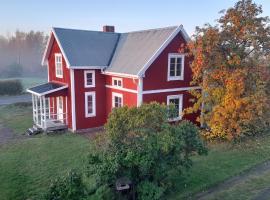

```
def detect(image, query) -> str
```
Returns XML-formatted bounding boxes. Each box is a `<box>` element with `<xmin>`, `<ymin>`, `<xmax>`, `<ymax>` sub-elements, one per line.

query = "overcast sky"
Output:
<box><xmin>1</xmin><ymin>0</ymin><xmax>269</xmax><ymax>36</ymax></box>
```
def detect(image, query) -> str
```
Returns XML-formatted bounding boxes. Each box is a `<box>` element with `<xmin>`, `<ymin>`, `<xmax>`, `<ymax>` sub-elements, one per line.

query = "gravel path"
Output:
<box><xmin>0</xmin><ymin>123</ymin><xmax>26</xmax><ymax>145</ymax></box>
<box><xmin>0</xmin><ymin>94</ymin><xmax>31</xmax><ymax>106</ymax></box>
<box><xmin>194</xmin><ymin>160</ymin><xmax>270</xmax><ymax>200</ymax></box>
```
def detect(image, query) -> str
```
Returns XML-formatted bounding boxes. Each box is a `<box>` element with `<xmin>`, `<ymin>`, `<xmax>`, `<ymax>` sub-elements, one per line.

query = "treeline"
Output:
<box><xmin>0</xmin><ymin>30</ymin><xmax>48</xmax><ymax>78</ymax></box>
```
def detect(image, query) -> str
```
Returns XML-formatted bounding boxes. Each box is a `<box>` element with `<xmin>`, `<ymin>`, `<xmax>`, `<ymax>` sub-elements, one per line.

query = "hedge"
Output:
<box><xmin>0</xmin><ymin>79</ymin><xmax>23</xmax><ymax>95</ymax></box>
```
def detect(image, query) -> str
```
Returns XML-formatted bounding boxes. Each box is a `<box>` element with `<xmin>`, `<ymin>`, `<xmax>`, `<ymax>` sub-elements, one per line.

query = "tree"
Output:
<box><xmin>87</xmin><ymin>103</ymin><xmax>207</xmax><ymax>199</ymax></box>
<box><xmin>187</xmin><ymin>0</ymin><xmax>270</xmax><ymax>140</ymax></box>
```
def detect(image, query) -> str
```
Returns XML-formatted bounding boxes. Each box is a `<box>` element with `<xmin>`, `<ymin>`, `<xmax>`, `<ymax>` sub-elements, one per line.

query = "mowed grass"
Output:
<box><xmin>0</xmin><ymin>103</ymin><xmax>33</xmax><ymax>134</ymax></box>
<box><xmin>170</xmin><ymin>135</ymin><xmax>270</xmax><ymax>199</ymax></box>
<box><xmin>1</xmin><ymin>104</ymin><xmax>270</xmax><ymax>199</ymax></box>
<box><xmin>0</xmin><ymin>135</ymin><xmax>91</xmax><ymax>200</ymax></box>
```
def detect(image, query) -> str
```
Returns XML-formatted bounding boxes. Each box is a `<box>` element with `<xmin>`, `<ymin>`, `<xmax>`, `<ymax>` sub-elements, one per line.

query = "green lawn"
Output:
<box><xmin>0</xmin><ymin>104</ymin><xmax>270</xmax><ymax>200</ymax></box>
<box><xmin>0</xmin><ymin>103</ymin><xmax>33</xmax><ymax>134</ymax></box>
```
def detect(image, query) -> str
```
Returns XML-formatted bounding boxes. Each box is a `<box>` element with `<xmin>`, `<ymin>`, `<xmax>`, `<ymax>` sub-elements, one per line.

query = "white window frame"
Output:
<box><xmin>112</xmin><ymin>92</ymin><xmax>123</xmax><ymax>108</ymax></box>
<box><xmin>167</xmin><ymin>94</ymin><xmax>183</xmax><ymax>121</ymax></box>
<box><xmin>85</xmin><ymin>91</ymin><xmax>96</xmax><ymax>118</ymax></box>
<box><xmin>167</xmin><ymin>53</ymin><xmax>185</xmax><ymax>81</ymax></box>
<box><xmin>55</xmin><ymin>53</ymin><xmax>63</xmax><ymax>78</ymax></box>
<box><xmin>112</xmin><ymin>77</ymin><xmax>123</xmax><ymax>88</ymax></box>
<box><xmin>84</xmin><ymin>70</ymin><xmax>95</xmax><ymax>88</ymax></box>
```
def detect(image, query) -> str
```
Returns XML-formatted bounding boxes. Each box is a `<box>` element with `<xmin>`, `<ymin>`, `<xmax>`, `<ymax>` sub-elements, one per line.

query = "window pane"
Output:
<box><xmin>176</xmin><ymin>57</ymin><xmax>181</xmax><ymax>64</ymax></box>
<box><xmin>170</xmin><ymin>57</ymin><xmax>175</xmax><ymax>64</ymax></box>
<box><xmin>114</xmin><ymin>80</ymin><xmax>118</xmax><ymax>86</ymax></box>
<box><xmin>176</xmin><ymin>63</ymin><xmax>181</xmax><ymax>76</ymax></box>
<box><xmin>87</xmin><ymin>73</ymin><xmax>93</xmax><ymax>85</ymax></box>
<box><xmin>118</xmin><ymin>80</ymin><xmax>122</xmax><ymax>87</ymax></box>
<box><xmin>88</xmin><ymin>95</ymin><xmax>93</xmax><ymax>114</ymax></box>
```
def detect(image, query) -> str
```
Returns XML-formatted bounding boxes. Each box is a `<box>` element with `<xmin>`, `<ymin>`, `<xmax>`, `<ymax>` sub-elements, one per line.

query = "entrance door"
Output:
<box><xmin>57</xmin><ymin>97</ymin><xmax>64</xmax><ymax>122</ymax></box>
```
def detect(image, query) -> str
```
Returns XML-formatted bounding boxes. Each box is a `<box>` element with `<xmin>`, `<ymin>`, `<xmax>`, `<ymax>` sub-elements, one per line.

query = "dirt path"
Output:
<box><xmin>0</xmin><ymin>94</ymin><xmax>31</xmax><ymax>106</ymax></box>
<box><xmin>194</xmin><ymin>160</ymin><xmax>270</xmax><ymax>200</ymax></box>
<box><xmin>0</xmin><ymin>123</ymin><xmax>26</xmax><ymax>145</ymax></box>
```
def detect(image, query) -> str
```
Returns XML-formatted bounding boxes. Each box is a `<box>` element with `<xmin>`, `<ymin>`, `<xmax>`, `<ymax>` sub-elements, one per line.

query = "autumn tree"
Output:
<box><xmin>187</xmin><ymin>0</ymin><xmax>270</xmax><ymax>140</ymax></box>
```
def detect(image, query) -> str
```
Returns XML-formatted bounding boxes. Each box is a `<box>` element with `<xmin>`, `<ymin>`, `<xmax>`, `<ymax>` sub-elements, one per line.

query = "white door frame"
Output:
<box><xmin>57</xmin><ymin>96</ymin><xmax>64</xmax><ymax>122</ymax></box>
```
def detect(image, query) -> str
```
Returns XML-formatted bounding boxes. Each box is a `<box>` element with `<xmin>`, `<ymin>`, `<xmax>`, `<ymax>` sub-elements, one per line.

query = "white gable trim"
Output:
<box><xmin>41</xmin><ymin>28</ymin><xmax>71</xmax><ymax>68</ymax></box>
<box><xmin>137</xmin><ymin>25</ymin><xmax>190</xmax><ymax>77</ymax></box>
<box><xmin>103</xmin><ymin>71</ymin><xmax>139</xmax><ymax>79</ymax></box>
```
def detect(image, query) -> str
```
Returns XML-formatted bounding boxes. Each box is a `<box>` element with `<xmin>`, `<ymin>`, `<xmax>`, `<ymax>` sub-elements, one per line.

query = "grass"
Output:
<box><xmin>170</xmin><ymin>136</ymin><xmax>270</xmax><ymax>199</ymax></box>
<box><xmin>0</xmin><ymin>77</ymin><xmax>46</xmax><ymax>92</ymax></box>
<box><xmin>0</xmin><ymin>104</ymin><xmax>270</xmax><ymax>199</ymax></box>
<box><xmin>0</xmin><ymin>103</ymin><xmax>33</xmax><ymax>134</ymax></box>
<box><xmin>0</xmin><ymin>134</ymin><xmax>91</xmax><ymax>200</ymax></box>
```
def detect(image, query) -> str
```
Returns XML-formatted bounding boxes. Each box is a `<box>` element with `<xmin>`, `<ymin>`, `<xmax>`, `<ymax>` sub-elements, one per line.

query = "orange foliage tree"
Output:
<box><xmin>187</xmin><ymin>0</ymin><xmax>270</xmax><ymax>140</ymax></box>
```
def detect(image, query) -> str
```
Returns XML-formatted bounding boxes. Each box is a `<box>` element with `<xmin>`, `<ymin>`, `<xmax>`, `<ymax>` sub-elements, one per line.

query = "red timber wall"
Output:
<box><xmin>142</xmin><ymin>32</ymin><xmax>199</xmax><ymax>123</ymax></box>
<box><xmin>47</xmin><ymin>37</ymin><xmax>72</xmax><ymax>128</ymax></box>
<box><xmin>105</xmin><ymin>75</ymin><xmax>138</xmax><ymax>118</ymax></box>
<box><xmin>73</xmin><ymin>69</ymin><xmax>107</xmax><ymax>129</ymax></box>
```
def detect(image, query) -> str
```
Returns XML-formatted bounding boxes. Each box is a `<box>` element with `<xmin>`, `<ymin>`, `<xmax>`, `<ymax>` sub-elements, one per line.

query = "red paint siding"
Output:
<box><xmin>143</xmin><ymin>33</ymin><xmax>193</xmax><ymax>91</ymax></box>
<box><xmin>73</xmin><ymin>69</ymin><xmax>107</xmax><ymax>129</ymax></box>
<box><xmin>143</xmin><ymin>91</ymin><xmax>198</xmax><ymax>123</ymax></box>
<box><xmin>47</xmin><ymin>37</ymin><xmax>73</xmax><ymax>129</ymax></box>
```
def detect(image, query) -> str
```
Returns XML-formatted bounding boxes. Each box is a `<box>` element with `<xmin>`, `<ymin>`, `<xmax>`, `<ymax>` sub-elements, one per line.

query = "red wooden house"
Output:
<box><xmin>27</xmin><ymin>25</ymin><xmax>199</xmax><ymax>132</ymax></box>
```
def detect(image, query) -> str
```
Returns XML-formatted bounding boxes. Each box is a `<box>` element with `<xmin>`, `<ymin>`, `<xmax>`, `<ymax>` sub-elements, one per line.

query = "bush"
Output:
<box><xmin>0</xmin><ymin>79</ymin><xmax>23</xmax><ymax>95</ymax></box>
<box><xmin>87</xmin><ymin>103</ymin><xmax>207</xmax><ymax>200</ymax></box>
<box><xmin>44</xmin><ymin>169</ymin><xmax>87</xmax><ymax>200</ymax></box>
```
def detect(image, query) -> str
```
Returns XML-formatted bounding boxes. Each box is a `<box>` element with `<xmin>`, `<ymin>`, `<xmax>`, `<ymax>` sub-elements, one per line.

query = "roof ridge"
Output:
<box><xmin>52</xmin><ymin>27</ymin><xmax>119</xmax><ymax>34</ymax></box>
<box><xmin>124</xmin><ymin>25</ymin><xmax>179</xmax><ymax>34</ymax></box>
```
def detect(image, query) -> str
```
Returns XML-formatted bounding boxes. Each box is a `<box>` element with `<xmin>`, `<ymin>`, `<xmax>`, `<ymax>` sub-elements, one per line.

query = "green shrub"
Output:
<box><xmin>87</xmin><ymin>103</ymin><xmax>207</xmax><ymax>200</ymax></box>
<box><xmin>0</xmin><ymin>79</ymin><xmax>23</xmax><ymax>95</ymax></box>
<box><xmin>44</xmin><ymin>169</ymin><xmax>87</xmax><ymax>200</ymax></box>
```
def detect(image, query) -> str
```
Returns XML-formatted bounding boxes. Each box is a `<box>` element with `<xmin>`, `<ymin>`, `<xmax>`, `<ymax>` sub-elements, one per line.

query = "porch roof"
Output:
<box><xmin>26</xmin><ymin>82</ymin><xmax>68</xmax><ymax>96</ymax></box>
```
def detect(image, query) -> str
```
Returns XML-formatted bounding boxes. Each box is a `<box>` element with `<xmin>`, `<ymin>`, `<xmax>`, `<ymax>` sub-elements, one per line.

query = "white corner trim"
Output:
<box><xmin>179</xmin><ymin>25</ymin><xmax>191</xmax><ymax>42</ymax></box>
<box><xmin>85</xmin><ymin>91</ymin><xmax>96</xmax><ymax>118</ymax></box>
<box><xmin>137</xmin><ymin>25</ymin><xmax>182</xmax><ymax>77</ymax></box>
<box><xmin>26</xmin><ymin>85</ymin><xmax>68</xmax><ymax>97</ymax></box>
<box><xmin>142</xmin><ymin>86</ymin><xmax>201</xmax><ymax>94</ymax></box>
<box><xmin>84</xmin><ymin>70</ymin><xmax>95</xmax><ymax>88</ymax></box>
<box><xmin>70</xmin><ymin>69</ymin><xmax>76</xmax><ymax>131</ymax></box>
<box><xmin>167</xmin><ymin>53</ymin><xmax>185</xmax><ymax>81</ymax></box>
<box><xmin>137</xmin><ymin>77</ymin><xmax>143</xmax><ymax>107</ymax></box>
<box><xmin>167</xmin><ymin>94</ymin><xmax>183</xmax><ymax>121</ymax></box>
<box><xmin>103</xmin><ymin>71</ymin><xmax>139</xmax><ymax>79</ymax></box>
<box><xmin>112</xmin><ymin>92</ymin><xmax>123</xmax><ymax>108</ymax></box>
<box><xmin>105</xmin><ymin>85</ymin><xmax>138</xmax><ymax>94</ymax></box>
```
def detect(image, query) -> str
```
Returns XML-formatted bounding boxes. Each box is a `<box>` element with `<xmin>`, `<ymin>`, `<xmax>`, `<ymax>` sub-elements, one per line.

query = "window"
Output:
<box><xmin>112</xmin><ymin>77</ymin><xmax>122</xmax><ymax>87</ymax></box>
<box><xmin>85</xmin><ymin>92</ymin><xmax>96</xmax><ymax>117</ymax></box>
<box><xmin>112</xmin><ymin>92</ymin><xmax>123</xmax><ymax>108</ymax></box>
<box><xmin>84</xmin><ymin>70</ymin><xmax>95</xmax><ymax>88</ymax></box>
<box><xmin>167</xmin><ymin>53</ymin><xmax>184</xmax><ymax>81</ymax></box>
<box><xmin>167</xmin><ymin>94</ymin><xmax>183</xmax><ymax>121</ymax></box>
<box><xmin>55</xmin><ymin>53</ymin><xmax>63</xmax><ymax>78</ymax></box>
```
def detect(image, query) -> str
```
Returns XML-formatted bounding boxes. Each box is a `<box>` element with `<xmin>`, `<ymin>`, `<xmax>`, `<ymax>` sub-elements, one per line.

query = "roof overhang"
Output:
<box><xmin>102</xmin><ymin>71</ymin><xmax>139</xmax><ymax>79</ymax></box>
<box><xmin>26</xmin><ymin>82</ymin><xmax>68</xmax><ymax>97</ymax></box>
<box><xmin>41</xmin><ymin>28</ymin><xmax>71</xmax><ymax>68</ymax></box>
<box><xmin>69</xmin><ymin>66</ymin><xmax>107</xmax><ymax>70</ymax></box>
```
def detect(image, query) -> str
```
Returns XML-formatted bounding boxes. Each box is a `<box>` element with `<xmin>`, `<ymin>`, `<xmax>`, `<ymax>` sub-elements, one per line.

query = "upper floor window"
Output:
<box><xmin>112</xmin><ymin>92</ymin><xmax>123</xmax><ymax>108</ymax></box>
<box><xmin>85</xmin><ymin>92</ymin><xmax>96</xmax><ymax>117</ymax></box>
<box><xmin>112</xmin><ymin>77</ymin><xmax>122</xmax><ymax>87</ymax></box>
<box><xmin>167</xmin><ymin>94</ymin><xmax>183</xmax><ymax>121</ymax></box>
<box><xmin>84</xmin><ymin>70</ymin><xmax>95</xmax><ymax>88</ymax></box>
<box><xmin>167</xmin><ymin>53</ymin><xmax>184</xmax><ymax>81</ymax></box>
<box><xmin>55</xmin><ymin>53</ymin><xmax>63</xmax><ymax>78</ymax></box>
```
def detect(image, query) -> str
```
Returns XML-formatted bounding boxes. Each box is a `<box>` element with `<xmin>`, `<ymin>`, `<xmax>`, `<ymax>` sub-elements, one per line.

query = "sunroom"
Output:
<box><xmin>27</xmin><ymin>82</ymin><xmax>69</xmax><ymax>132</ymax></box>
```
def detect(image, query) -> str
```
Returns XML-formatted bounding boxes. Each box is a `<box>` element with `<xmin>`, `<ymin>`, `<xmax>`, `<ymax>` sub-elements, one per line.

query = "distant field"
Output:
<box><xmin>0</xmin><ymin>77</ymin><xmax>46</xmax><ymax>92</ymax></box>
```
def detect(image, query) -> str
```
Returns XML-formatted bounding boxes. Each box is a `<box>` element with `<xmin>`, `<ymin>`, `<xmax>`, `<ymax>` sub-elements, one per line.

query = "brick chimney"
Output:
<box><xmin>103</xmin><ymin>25</ymin><xmax>115</xmax><ymax>33</ymax></box>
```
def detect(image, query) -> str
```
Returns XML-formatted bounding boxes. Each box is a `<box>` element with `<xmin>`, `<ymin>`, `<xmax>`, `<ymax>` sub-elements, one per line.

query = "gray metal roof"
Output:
<box><xmin>27</xmin><ymin>82</ymin><xmax>67</xmax><ymax>96</ymax></box>
<box><xmin>106</xmin><ymin>26</ymin><xmax>178</xmax><ymax>76</ymax></box>
<box><xmin>53</xmin><ymin>27</ymin><xmax>120</xmax><ymax>67</ymax></box>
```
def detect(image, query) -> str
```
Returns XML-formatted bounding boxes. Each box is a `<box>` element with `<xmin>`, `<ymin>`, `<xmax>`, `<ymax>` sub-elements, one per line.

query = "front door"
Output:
<box><xmin>57</xmin><ymin>97</ymin><xmax>64</xmax><ymax>122</ymax></box>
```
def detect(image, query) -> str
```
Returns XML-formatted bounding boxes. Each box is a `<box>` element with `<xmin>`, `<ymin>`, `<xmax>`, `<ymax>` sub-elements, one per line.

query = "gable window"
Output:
<box><xmin>55</xmin><ymin>53</ymin><xmax>63</xmax><ymax>78</ymax></box>
<box><xmin>85</xmin><ymin>92</ymin><xmax>96</xmax><ymax>117</ymax></box>
<box><xmin>167</xmin><ymin>53</ymin><xmax>184</xmax><ymax>81</ymax></box>
<box><xmin>167</xmin><ymin>94</ymin><xmax>183</xmax><ymax>121</ymax></box>
<box><xmin>112</xmin><ymin>77</ymin><xmax>122</xmax><ymax>87</ymax></box>
<box><xmin>112</xmin><ymin>92</ymin><xmax>123</xmax><ymax>108</ymax></box>
<box><xmin>84</xmin><ymin>70</ymin><xmax>95</xmax><ymax>88</ymax></box>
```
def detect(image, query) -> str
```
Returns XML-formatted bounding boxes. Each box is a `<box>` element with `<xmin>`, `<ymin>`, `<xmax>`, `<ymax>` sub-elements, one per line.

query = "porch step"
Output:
<box><xmin>26</xmin><ymin>126</ymin><xmax>43</xmax><ymax>136</ymax></box>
